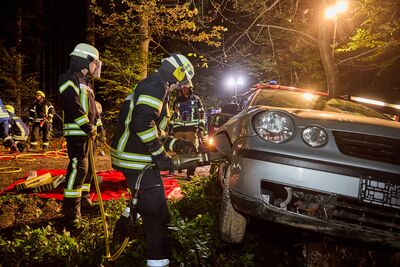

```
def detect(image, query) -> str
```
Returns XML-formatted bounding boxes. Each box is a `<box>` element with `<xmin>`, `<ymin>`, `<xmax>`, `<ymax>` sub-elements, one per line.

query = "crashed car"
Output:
<box><xmin>213</xmin><ymin>84</ymin><xmax>400</xmax><ymax>247</ymax></box>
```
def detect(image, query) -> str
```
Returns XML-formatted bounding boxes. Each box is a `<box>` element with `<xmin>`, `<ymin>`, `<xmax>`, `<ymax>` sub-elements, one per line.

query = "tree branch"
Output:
<box><xmin>256</xmin><ymin>24</ymin><xmax>317</xmax><ymax>43</ymax></box>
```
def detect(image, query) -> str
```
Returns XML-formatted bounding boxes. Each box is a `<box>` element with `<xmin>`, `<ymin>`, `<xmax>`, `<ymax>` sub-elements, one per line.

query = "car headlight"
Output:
<box><xmin>302</xmin><ymin>126</ymin><xmax>327</xmax><ymax>147</ymax></box>
<box><xmin>252</xmin><ymin>111</ymin><xmax>295</xmax><ymax>143</ymax></box>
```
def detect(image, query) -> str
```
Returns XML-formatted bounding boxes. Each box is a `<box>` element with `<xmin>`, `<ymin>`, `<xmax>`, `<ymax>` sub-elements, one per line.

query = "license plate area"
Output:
<box><xmin>359</xmin><ymin>176</ymin><xmax>400</xmax><ymax>209</ymax></box>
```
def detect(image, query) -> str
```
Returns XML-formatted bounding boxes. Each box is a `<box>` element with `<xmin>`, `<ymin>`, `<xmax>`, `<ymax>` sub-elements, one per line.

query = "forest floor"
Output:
<box><xmin>0</xmin><ymin>144</ymin><xmax>399</xmax><ymax>266</ymax></box>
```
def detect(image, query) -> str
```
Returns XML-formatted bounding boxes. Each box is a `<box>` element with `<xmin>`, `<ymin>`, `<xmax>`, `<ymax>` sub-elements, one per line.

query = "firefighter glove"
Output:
<box><xmin>174</xmin><ymin>139</ymin><xmax>197</xmax><ymax>153</ymax></box>
<box><xmin>154</xmin><ymin>153</ymin><xmax>174</xmax><ymax>173</ymax></box>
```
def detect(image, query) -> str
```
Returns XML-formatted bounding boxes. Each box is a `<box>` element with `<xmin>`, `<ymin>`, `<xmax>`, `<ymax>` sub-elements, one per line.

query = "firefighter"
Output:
<box><xmin>28</xmin><ymin>90</ymin><xmax>55</xmax><ymax>150</ymax></box>
<box><xmin>0</xmin><ymin>99</ymin><xmax>13</xmax><ymax>149</ymax></box>
<box><xmin>170</xmin><ymin>82</ymin><xmax>206</xmax><ymax>179</ymax></box>
<box><xmin>4</xmin><ymin>105</ymin><xmax>30</xmax><ymax>152</ymax></box>
<box><xmin>58</xmin><ymin>43</ymin><xmax>102</xmax><ymax>227</ymax></box>
<box><xmin>111</xmin><ymin>53</ymin><xmax>196</xmax><ymax>267</ymax></box>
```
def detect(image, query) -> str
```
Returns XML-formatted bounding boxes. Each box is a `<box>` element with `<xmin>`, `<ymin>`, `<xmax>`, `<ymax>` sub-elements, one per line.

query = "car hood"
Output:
<box><xmin>216</xmin><ymin>106</ymin><xmax>400</xmax><ymax>143</ymax></box>
<box><xmin>282</xmin><ymin>108</ymin><xmax>399</xmax><ymax>128</ymax></box>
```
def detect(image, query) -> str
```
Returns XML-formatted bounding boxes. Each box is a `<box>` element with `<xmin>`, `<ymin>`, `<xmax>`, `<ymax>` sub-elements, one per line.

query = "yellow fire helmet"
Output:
<box><xmin>161</xmin><ymin>54</ymin><xmax>194</xmax><ymax>83</ymax></box>
<box><xmin>4</xmin><ymin>105</ymin><xmax>14</xmax><ymax>114</ymax></box>
<box><xmin>36</xmin><ymin>90</ymin><xmax>45</xmax><ymax>98</ymax></box>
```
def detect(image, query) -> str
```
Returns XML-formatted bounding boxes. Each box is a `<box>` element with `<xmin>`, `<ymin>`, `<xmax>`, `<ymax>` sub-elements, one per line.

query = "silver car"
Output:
<box><xmin>213</xmin><ymin>84</ymin><xmax>400</xmax><ymax>247</ymax></box>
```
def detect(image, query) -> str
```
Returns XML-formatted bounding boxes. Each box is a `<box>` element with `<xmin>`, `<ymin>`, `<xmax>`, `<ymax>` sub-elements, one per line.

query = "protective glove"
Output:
<box><xmin>153</xmin><ymin>153</ymin><xmax>174</xmax><ymax>173</ymax></box>
<box><xmin>88</xmin><ymin>128</ymin><xmax>97</xmax><ymax>141</ymax></box>
<box><xmin>173</xmin><ymin>139</ymin><xmax>197</xmax><ymax>153</ymax></box>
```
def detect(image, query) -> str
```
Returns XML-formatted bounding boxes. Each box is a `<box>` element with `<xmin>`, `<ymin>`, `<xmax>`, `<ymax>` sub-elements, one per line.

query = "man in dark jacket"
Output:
<box><xmin>58</xmin><ymin>43</ymin><xmax>102</xmax><ymax>227</ymax></box>
<box><xmin>28</xmin><ymin>90</ymin><xmax>55</xmax><ymax>150</ymax></box>
<box><xmin>111</xmin><ymin>53</ymin><xmax>196</xmax><ymax>267</ymax></box>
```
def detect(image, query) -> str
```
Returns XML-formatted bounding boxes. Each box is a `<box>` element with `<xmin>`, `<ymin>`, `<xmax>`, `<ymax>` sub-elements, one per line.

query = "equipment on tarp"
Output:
<box><xmin>14</xmin><ymin>171</ymin><xmax>66</xmax><ymax>192</ymax></box>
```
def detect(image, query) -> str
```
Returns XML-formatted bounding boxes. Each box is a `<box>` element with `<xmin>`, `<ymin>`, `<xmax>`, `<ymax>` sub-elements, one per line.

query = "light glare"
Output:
<box><xmin>325</xmin><ymin>1</ymin><xmax>348</xmax><ymax>19</ymax></box>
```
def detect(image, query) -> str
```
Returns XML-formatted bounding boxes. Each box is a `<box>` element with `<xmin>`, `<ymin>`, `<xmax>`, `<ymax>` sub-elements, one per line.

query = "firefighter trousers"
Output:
<box><xmin>62</xmin><ymin>136</ymin><xmax>94</xmax><ymax>220</ymax></box>
<box><xmin>123</xmin><ymin>168</ymin><xmax>171</xmax><ymax>261</ymax></box>
<box><xmin>31</xmin><ymin>121</ymin><xmax>52</xmax><ymax>148</ymax></box>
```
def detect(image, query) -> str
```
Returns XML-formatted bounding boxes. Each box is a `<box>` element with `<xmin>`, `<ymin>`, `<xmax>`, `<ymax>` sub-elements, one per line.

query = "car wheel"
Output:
<box><xmin>219</xmin><ymin>164</ymin><xmax>247</xmax><ymax>244</ymax></box>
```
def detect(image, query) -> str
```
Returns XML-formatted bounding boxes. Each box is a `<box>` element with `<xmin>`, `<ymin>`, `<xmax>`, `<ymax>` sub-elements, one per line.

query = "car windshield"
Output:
<box><xmin>250</xmin><ymin>90</ymin><xmax>390</xmax><ymax>120</ymax></box>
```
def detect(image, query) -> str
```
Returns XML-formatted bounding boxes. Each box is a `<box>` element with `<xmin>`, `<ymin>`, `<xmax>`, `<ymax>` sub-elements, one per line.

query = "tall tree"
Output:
<box><xmin>90</xmin><ymin>0</ymin><xmax>225</xmax><ymax>114</ymax></box>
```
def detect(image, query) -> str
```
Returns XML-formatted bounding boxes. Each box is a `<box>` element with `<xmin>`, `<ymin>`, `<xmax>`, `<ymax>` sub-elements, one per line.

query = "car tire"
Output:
<box><xmin>219</xmin><ymin>164</ymin><xmax>247</xmax><ymax>244</ymax></box>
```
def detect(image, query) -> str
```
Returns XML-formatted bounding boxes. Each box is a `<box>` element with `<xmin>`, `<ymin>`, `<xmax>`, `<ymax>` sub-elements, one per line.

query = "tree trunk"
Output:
<box><xmin>15</xmin><ymin>0</ymin><xmax>22</xmax><ymax>114</ymax></box>
<box><xmin>318</xmin><ymin>3</ymin><xmax>338</xmax><ymax>98</ymax></box>
<box><xmin>86</xmin><ymin>0</ymin><xmax>95</xmax><ymax>44</ymax></box>
<box><xmin>138</xmin><ymin>11</ymin><xmax>150</xmax><ymax>80</ymax></box>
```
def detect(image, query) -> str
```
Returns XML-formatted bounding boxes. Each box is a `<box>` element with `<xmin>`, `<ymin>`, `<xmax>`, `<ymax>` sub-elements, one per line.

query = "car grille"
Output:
<box><xmin>333</xmin><ymin>131</ymin><xmax>400</xmax><ymax>165</ymax></box>
<box><xmin>332</xmin><ymin>198</ymin><xmax>400</xmax><ymax>234</ymax></box>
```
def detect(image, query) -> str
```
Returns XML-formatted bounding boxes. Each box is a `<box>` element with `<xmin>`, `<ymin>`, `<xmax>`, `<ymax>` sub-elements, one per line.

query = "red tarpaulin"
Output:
<box><xmin>0</xmin><ymin>169</ymin><xmax>183</xmax><ymax>201</ymax></box>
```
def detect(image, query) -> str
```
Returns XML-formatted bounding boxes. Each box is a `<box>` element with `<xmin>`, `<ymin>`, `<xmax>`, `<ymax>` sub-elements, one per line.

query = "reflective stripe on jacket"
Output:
<box><xmin>58</xmin><ymin>70</ymin><xmax>97</xmax><ymax>137</ymax></box>
<box><xmin>110</xmin><ymin>72</ymin><xmax>176</xmax><ymax>172</ymax></box>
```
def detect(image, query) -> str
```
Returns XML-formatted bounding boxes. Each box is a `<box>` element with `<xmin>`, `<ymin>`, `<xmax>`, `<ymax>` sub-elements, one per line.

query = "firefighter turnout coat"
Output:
<box><xmin>58</xmin><ymin>70</ymin><xmax>97</xmax><ymax>200</ymax></box>
<box><xmin>171</xmin><ymin>92</ymin><xmax>205</xmax><ymax>133</ymax></box>
<box><xmin>111</xmin><ymin>72</ymin><xmax>177</xmax><ymax>172</ymax></box>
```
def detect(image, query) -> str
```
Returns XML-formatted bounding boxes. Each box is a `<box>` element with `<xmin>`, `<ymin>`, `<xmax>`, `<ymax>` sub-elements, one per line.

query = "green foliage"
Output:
<box><xmin>90</xmin><ymin>0</ymin><xmax>225</xmax><ymax>117</ymax></box>
<box><xmin>0</xmin><ymin>172</ymin><xmax>252</xmax><ymax>266</ymax></box>
<box><xmin>0</xmin><ymin>42</ymin><xmax>38</xmax><ymax>111</ymax></box>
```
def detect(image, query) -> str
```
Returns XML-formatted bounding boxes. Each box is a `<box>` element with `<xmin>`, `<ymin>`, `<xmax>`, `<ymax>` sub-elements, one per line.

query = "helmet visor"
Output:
<box><xmin>93</xmin><ymin>59</ymin><xmax>102</xmax><ymax>78</ymax></box>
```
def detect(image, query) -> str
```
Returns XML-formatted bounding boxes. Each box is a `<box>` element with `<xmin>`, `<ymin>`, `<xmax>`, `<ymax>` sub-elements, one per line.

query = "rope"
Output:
<box><xmin>0</xmin><ymin>167</ymin><xmax>22</xmax><ymax>174</ymax></box>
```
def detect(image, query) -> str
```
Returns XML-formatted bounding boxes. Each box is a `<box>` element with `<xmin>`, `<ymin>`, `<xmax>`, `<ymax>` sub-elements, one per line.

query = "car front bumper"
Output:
<box><xmin>228</xmin><ymin>148</ymin><xmax>400</xmax><ymax>247</ymax></box>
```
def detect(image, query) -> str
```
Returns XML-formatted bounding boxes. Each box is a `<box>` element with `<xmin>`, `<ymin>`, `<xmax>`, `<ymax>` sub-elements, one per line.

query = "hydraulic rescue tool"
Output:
<box><xmin>97</xmin><ymin>150</ymin><xmax>226</xmax><ymax>261</ymax></box>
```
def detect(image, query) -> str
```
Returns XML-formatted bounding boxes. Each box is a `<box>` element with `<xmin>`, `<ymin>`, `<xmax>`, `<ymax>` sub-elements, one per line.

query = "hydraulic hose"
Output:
<box><xmin>88</xmin><ymin>138</ymin><xmax>153</xmax><ymax>262</ymax></box>
<box><xmin>0</xmin><ymin>167</ymin><xmax>22</xmax><ymax>174</ymax></box>
<box><xmin>88</xmin><ymin>138</ymin><xmax>110</xmax><ymax>257</ymax></box>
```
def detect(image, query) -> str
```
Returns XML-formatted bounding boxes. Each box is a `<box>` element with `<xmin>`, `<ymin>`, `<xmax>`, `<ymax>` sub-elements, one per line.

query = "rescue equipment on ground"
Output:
<box><xmin>14</xmin><ymin>171</ymin><xmax>66</xmax><ymax>192</ymax></box>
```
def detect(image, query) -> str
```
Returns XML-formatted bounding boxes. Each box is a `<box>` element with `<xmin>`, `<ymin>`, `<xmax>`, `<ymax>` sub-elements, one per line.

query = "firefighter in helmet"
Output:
<box><xmin>111</xmin><ymin>53</ymin><xmax>196</xmax><ymax>267</ymax></box>
<box><xmin>170</xmin><ymin>81</ymin><xmax>206</xmax><ymax>179</ymax></box>
<box><xmin>4</xmin><ymin>105</ymin><xmax>29</xmax><ymax>152</ymax></box>
<box><xmin>0</xmin><ymin>99</ymin><xmax>13</xmax><ymax>149</ymax></box>
<box><xmin>28</xmin><ymin>90</ymin><xmax>55</xmax><ymax>150</ymax></box>
<box><xmin>58</xmin><ymin>43</ymin><xmax>102</xmax><ymax>228</ymax></box>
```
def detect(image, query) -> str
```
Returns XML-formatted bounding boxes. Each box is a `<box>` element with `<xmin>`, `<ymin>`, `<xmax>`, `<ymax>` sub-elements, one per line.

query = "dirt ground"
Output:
<box><xmin>0</xmin><ymin>149</ymin><xmax>112</xmax><ymax>189</ymax></box>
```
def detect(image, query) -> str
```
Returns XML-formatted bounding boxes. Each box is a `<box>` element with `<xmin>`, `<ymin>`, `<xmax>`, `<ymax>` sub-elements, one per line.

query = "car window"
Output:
<box><xmin>251</xmin><ymin>90</ymin><xmax>390</xmax><ymax>120</ymax></box>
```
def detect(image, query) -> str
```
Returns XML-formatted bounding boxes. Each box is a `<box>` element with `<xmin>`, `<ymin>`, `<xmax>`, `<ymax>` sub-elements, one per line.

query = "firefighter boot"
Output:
<box><xmin>62</xmin><ymin>198</ymin><xmax>82</xmax><ymax>231</ymax></box>
<box><xmin>81</xmin><ymin>193</ymin><xmax>99</xmax><ymax>213</ymax></box>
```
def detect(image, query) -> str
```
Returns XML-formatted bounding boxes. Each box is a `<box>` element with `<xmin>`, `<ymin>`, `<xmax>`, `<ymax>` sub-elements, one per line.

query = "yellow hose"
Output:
<box><xmin>89</xmin><ymin>139</ymin><xmax>110</xmax><ymax>257</ymax></box>
<box><xmin>0</xmin><ymin>167</ymin><xmax>22</xmax><ymax>174</ymax></box>
<box><xmin>0</xmin><ymin>155</ymin><xmax>15</xmax><ymax>160</ymax></box>
<box><xmin>15</xmin><ymin>153</ymin><xmax>44</xmax><ymax>161</ymax></box>
<box><xmin>88</xmin><ymin>139</ymin><xmax>131</xmax><ymax>261</ymax></box>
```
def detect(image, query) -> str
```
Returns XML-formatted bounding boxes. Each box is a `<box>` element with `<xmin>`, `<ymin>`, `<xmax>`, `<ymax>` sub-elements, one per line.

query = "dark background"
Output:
<box><xmin>0</xmin><ymin>0</ymin><xmax>399</xmax><ymax>105</ymax></box>
<box><xmin>0</xmin><ymin>0</ymin><xmax>88</xmax><ymax>98</ymax></box>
